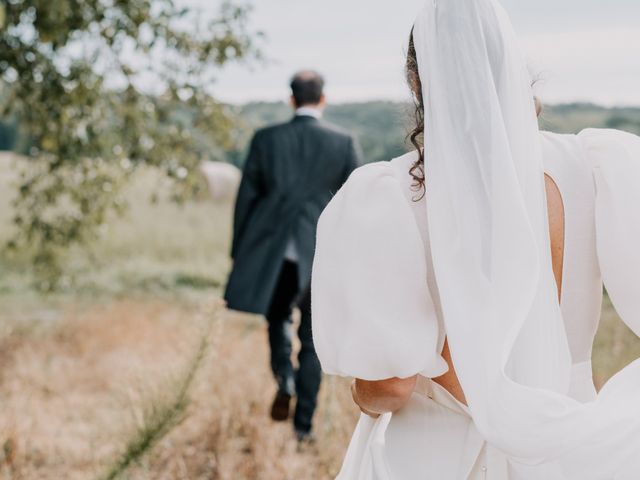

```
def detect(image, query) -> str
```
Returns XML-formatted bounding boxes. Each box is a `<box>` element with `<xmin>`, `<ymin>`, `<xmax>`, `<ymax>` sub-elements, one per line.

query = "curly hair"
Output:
<box><xmin>405</xmin><ymin>30</ymin><xmax>543</xmax><ymax>199</ymax></box>
<box><xmin>405</xmin><ymin>30</ymin><xmax>426</xmax><ymax>198</ymax></box>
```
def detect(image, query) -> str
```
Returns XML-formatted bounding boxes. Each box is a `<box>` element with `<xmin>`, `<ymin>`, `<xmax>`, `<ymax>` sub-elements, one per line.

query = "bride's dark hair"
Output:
<box><xmin>405</xmin><ymin>30</ymin><xmax>426</xmax><ymax>196</ymax></box>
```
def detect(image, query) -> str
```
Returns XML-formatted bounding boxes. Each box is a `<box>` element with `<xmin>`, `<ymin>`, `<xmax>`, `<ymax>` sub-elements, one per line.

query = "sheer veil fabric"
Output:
<box><xmin>414</xmin><ymin>0</ymin><xmax>640</xmax><ymax>477</ymax></box>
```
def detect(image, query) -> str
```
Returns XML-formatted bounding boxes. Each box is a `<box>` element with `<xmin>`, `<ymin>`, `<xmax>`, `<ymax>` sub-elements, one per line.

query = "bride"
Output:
<box><xmin>311</xmin><ymin>0</ymin><xmax>640</xmax><ymax>478</ymax></box>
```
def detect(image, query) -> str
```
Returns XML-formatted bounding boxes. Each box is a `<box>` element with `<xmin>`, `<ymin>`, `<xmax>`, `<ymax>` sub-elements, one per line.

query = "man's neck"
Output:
<box><xmin>295</xmin><ymin>105</ymin><xmax>323</xmax><ymax>119</ymax></box>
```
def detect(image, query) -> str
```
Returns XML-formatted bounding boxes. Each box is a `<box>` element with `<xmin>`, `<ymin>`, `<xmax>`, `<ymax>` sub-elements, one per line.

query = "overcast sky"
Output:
<box><xmin>184</xmin><ymin>0</ymin><xmax>640</xmax><ymax>106</ymax></box>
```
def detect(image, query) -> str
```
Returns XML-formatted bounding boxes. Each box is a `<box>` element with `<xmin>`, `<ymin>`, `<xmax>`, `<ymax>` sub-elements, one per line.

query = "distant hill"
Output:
<box><xmin>3</xmin><ymin>101</ymin><xmax>640</xmax><ymax>167</ymax></box>
<box><xmin>540</xmin><ymin>103</ymin><xmax>640</xmax><ymax>136</ymax></box>
<box><xmin>224</xmin><ymin>101</ymin><xmax>411</xmax><ymax>167</ymax></box>
<box><xmin>227</xmin><ymin>101</ymin><xmax>640</xmax><ymax>167</ymax></box>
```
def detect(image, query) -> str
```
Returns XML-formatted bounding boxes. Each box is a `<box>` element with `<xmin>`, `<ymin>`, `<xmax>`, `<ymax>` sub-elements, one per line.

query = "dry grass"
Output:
<box><xmin>0</xmin><ymin>299</ymin><xmax>205</xmax><ymax>479</ymax></box>
<box><xmin>0</xmin><ymin>298</ymin><xmax>358</xmax><ymax>480</ymax></box>
<box><xmin>593</xmin><ymin>297</ymin><xmax>640</xmax><ymax>388</ymax></box>
<box><xmin>123</xmin><ymin>309</ymin><xmax>358</xmax><ymax>480</ymax></box>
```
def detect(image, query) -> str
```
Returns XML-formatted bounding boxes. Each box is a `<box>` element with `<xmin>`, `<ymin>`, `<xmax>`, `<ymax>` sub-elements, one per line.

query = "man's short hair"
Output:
<box><xmin>290</xmin><ymin>71</ymin><xmax>325</xmax><ymax>108</ymax></box>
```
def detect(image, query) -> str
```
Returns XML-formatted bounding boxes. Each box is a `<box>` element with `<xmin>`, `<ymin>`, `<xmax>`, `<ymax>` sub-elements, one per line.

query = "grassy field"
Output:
<box><xmin>1</xmin><ymin>153</ymin><xmax>640</xmax><ymax>479</ymax></box>
<box><xmin>0</xmin><ymin>154</ymin><xmax>356</xmax><ymax>480</ymax></box>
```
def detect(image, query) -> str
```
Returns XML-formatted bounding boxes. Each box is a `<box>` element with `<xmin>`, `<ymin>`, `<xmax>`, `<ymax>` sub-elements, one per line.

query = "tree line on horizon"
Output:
<box><xmin>225</xmin><ymin>101</ymin><xmax>640</xmax><ymax>167</ymax></box>
<box><xmin>3</xmin><ymin>100</ymin><xmax>640</xmax><ymax>167</ymax></box>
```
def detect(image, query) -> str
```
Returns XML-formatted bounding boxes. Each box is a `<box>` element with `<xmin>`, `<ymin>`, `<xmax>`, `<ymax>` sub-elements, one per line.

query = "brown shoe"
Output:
<box><xmin>270</xmin><ymin>391</ymin><xmax>292</xmax><ymax>421</ymax></box>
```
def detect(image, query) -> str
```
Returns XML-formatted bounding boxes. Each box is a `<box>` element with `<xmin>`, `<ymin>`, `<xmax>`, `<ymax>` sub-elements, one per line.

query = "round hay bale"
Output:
<box><xmin>199</xmin><ymin>161</ymin><xmax>241</xmax><ymax>201</ymax></box>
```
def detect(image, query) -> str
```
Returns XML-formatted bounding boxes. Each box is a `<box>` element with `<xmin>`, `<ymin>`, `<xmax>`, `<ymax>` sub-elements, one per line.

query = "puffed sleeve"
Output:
<box><xmin>311</xmin><ymin>161</ymin><xmax>449</xmax><ymax>381</ymax></box>
<box><xmin>580</xmin><ymin>128</ymin><xmax>640</xmax><ymax>336</ymax></box>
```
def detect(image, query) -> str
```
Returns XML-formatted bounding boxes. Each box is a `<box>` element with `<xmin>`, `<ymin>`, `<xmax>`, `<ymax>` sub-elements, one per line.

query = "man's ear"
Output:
<box><xmin>290</xmin><ymin>95</ymin><xmax>297</xmax><ymax>109</ymax></box>
<box><xmin>318</xmin><ymin>94</ymin><xmax>327</xmax><ymax>108</ymax></box>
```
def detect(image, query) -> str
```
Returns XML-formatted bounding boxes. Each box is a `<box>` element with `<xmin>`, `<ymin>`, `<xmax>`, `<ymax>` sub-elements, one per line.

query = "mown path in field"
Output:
<box><xmin>0</xmin><ymin>297</ymin><xmax>357</xmax><ymax>480</ymax></box>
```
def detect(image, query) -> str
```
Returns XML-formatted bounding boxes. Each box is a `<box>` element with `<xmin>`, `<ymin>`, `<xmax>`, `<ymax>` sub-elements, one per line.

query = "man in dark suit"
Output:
<box><xmin>225</xmin><ymin>71</ymin><xmax>362</xmax><ymax>441</ymax></box>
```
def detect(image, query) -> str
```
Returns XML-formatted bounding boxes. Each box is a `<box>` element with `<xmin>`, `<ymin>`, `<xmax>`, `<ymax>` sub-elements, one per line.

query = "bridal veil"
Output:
<box><xmin>414</xmin><ymin>0</ymin><xmax>640</xmax><ymax>477</ymax></box>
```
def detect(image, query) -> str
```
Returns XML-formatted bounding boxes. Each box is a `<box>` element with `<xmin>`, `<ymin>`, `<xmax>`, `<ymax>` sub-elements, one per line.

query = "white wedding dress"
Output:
<box><xmin>311</xmin><ymin>129</ymin><xmax>640</xmax><ymax>479</ymax></box>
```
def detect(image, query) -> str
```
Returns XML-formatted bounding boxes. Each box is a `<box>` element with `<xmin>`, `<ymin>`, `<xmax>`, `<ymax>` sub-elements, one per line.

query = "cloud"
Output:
<box><xmin>199</xmin><ymin>0</ymin><xmax>640</xmax><ymax>105</ymax></box>
<box><xmin>524</xmin><ymin>29</ymin><xmax>640</xmax><ymax>105</ymax></box>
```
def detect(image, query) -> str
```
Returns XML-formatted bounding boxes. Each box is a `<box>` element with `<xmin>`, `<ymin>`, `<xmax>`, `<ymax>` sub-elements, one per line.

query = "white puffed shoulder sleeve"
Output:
<box><xmin>311</xmin><ymin>161</ymin><xmax>448</xmax><ymax>381</ymax></box>
<box><xmin>580</xmin><ymin>128</ymin><xmax>640</xmax><ymax>336</ymax></box>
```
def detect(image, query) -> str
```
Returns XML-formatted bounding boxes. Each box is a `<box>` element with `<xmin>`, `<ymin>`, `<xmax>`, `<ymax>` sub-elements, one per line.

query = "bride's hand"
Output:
<box><xmin>350</xmin><ymin>376</ymin><xmax>417</xmax><ymax>418</ymax></box>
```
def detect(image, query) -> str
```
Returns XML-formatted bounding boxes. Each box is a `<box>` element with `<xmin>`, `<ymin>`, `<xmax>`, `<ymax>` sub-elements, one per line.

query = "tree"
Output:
<box><xmin>0</xmin><ymin>0</ymin><xmax>258</xmax><ymax>288</ymax></box>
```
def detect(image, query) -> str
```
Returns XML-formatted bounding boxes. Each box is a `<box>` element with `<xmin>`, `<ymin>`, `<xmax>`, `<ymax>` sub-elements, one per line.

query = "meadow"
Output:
<box><xmin>1</xmin><ymin>150</ymin><xmax>640</xmax><ymax>480</ymax></box>
<box><xmin>0</xmin><ymin>153</ymin><xmax>356</xmax><ymax>480</ymax></box>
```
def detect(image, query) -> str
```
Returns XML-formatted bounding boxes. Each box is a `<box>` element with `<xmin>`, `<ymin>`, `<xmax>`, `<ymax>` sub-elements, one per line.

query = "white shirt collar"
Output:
<box><xmin>295</xmin><ymin>106</ymin><xmax>323</xmax><ymax>119</ymax></box>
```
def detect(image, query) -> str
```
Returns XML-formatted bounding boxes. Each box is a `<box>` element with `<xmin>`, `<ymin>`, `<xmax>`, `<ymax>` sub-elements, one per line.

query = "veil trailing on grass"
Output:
<box><xmin>416</xmin><ymin>0</ymin><xmax>640</xmax><ymax>477</ymax></box>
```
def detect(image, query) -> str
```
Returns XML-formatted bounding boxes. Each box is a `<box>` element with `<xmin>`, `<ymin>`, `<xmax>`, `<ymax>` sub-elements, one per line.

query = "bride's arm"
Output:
<box><xmin>351</xmin><ymin>376</ymin><xmax>418</xmax><ymax>418</ymax></box>
<box><xmin>312</xmin><ymin>162</ymin><xmax>448</xmax><ymax>418</ymax></box>
<box><xmin>580</xmin><ymin>129</ymin><xmax>640</xmax><ymax>337</ymax></box>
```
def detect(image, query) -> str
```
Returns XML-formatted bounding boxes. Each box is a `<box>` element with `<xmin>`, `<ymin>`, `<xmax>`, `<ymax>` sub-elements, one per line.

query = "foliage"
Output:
<box><xmin>0</xmin><ymin>0</ymin><xmax>258</xmax><ymax>288</ymax></box>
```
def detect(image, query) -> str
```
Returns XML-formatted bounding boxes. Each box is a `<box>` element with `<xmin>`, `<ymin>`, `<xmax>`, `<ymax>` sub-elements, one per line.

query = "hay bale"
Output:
<box><xmin>199</xmin><ymin>161</ymin><xmax>241</xmax><ymax>201</ymax></box>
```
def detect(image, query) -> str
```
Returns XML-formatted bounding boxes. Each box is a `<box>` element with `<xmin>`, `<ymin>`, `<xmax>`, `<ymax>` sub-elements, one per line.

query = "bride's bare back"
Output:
<box><xmin>432</xmin><ymin>174</ymin><xmax>566</xmax><ymax>405</ymax></box>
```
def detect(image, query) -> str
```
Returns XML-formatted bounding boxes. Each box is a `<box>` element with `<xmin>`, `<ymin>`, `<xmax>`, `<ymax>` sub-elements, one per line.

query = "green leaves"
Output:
<box><xmin>0</xmin><ymin>0</ymin><xmax>259</xmax><ymax>289</ymax></box>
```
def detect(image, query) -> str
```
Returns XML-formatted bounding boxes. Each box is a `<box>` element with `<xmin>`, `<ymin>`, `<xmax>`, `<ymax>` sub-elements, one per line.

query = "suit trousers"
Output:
<box><xmin>266</xmin><ymin>260</ymin><xmax>321</xmax><ymax>434</ymax></box>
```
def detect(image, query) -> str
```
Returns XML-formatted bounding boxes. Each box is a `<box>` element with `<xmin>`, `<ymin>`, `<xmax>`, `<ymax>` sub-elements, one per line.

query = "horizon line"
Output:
<box><xmin>224</xmin><ymin>99</ymin><xmax>640</xmax><ymax>109</ymax></box>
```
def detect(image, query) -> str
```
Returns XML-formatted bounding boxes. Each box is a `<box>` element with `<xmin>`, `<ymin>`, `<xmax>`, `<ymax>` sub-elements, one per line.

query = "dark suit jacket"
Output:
<box><xmin>224</xmin><ymin>115</ymin><xmax>362</xmax><ymax>315</ymax></box>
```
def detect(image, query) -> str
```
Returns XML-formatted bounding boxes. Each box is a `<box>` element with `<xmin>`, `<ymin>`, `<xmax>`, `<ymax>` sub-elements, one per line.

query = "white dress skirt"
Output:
<box><xmin>311</xmin><ymin>129</ymin><xmax>640</xmax><ymax>479</ymax></box>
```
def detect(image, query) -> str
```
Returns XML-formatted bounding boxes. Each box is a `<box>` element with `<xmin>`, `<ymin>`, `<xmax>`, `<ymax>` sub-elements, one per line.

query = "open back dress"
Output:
<box><xmin>311</xmin><ymin>128</ymin><xmax>640</xmax><ymax>479</ymax></box>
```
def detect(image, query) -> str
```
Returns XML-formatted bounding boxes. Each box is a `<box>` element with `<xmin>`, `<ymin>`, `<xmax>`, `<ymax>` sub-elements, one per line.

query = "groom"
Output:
<box><xmin>225</xmin><ymin>71</ymin><xmax>362</xmax><ymax>441</ymax></box>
